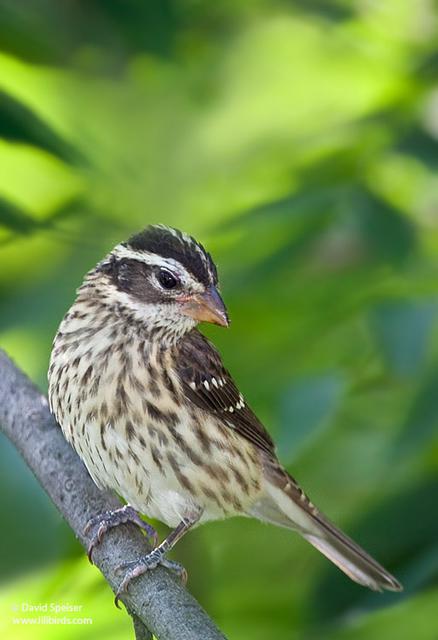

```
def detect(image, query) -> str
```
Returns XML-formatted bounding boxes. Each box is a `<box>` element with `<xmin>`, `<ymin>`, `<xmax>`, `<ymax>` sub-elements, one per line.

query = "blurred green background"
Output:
<box><xmin>1</xmin><ymin>1</ymin><xmax>438</xmax><ymax>638</ymax></box>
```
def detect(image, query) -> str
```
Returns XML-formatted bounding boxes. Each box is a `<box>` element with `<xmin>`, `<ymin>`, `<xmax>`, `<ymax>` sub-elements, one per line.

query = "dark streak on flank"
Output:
<box><xmin>167</xmin><ymin>452</ymin><xmax>194</xmax><ymax>492</ymax></box>
<box><xmin>151</xmin><ymin>445</ymin><xmax>163</xmax><ymax>472</ymax></box>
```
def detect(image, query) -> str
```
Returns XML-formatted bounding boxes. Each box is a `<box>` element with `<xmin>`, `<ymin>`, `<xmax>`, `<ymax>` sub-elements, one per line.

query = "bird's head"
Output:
<box><xmin>93</xmin><ymin>225</ymin><xmax>229</xmax><ymax>337</ymax></box>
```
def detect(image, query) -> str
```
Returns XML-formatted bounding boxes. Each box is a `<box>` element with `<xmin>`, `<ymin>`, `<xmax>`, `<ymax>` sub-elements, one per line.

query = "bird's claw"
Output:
<box><xmin>114</xmin><ymin>552</ymin><xmax>187</xmax><ymax>608</ymax></box>
<box><xmin>84</xmin><ymin>505</ymin><xmax>158</xmax><ymax>564</ymax></box>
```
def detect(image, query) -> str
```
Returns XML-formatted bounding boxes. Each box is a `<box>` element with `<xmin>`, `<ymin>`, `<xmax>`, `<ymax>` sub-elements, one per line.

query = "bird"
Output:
<box><xmin>48</xmin><ymin>224</ymin><xmax>402</xmax><ymax>604</ymax></box>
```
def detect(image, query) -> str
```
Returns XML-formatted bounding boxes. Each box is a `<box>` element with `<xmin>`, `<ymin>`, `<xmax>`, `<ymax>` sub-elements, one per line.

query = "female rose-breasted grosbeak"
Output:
<box><xmin>48</xmin><ymin>225</ymin><xmax>401</xmax><ymax>603</ymax></box>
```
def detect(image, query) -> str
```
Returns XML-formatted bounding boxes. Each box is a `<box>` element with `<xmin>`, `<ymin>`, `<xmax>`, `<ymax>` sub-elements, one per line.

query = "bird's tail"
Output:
<box><xmin>250</xmin><ymin>463</ymin><xmax>402</xmax><ymax>592</ymax></box>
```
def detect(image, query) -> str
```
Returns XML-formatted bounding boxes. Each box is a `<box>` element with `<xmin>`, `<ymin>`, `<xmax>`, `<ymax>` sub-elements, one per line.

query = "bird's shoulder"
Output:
<box><xmin>174</xmin><ymin>329</ymin><xmax>275</xmax><ymax>455</ymax></box>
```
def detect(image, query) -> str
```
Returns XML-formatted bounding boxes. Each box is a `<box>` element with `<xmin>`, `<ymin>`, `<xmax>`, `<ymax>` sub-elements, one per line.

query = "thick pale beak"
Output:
<box><xmin>180</xmin><ymin>286</ymin><xmax>230</xmax><ymax>327</ymax></box>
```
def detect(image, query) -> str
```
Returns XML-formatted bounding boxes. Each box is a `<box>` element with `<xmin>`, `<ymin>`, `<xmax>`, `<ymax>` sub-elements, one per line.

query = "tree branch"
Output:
<box><xmin>0</xmin><ymin>350</ymin><xmax>226</xmax><ymax>640</ymax></box>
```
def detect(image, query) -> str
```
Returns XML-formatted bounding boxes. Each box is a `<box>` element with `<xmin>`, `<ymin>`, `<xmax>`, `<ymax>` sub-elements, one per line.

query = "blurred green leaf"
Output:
<box><xmin>0</xmin><ymin>195</ymin><xmax>90</xmax><ymax>242</ymax></box>
<box><xmin>394</xmin><ymin>367</ymin><xmax>438</xmax><ymax>454</ymax></box>
<box><xmin>370</xmin><ymin>301</ymin><xmax>438</xmax><ymax>377</ymax></box>
<box><xmin>0</xmin><ymin>196</ymin><xmax>41</xmax><ymax>234</ymax></box>
<box><xmin>355</xmin><ymin>190</ymin><xmax>417</xmax><ymax>265</ymax></box>
<box><xmin>0</xmin><ymin>90</ymin><xmax>84</xmax><ymax>165</ymax></box>
<box><xmin>322</xmin><ymin>587</ymin><xmax>438</xmax><ymax>640</ymax></box>
<box><xmin>277</xmin><ymin>373</ymin><xmax>345</xmax><ymax>462</ymax></box>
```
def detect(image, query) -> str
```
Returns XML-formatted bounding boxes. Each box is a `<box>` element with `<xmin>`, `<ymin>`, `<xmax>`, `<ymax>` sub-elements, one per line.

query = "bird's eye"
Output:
<box><xmin>158</xmin><ymin>269</ymin><xmax>178</xmax><ymax>289</ymax></box>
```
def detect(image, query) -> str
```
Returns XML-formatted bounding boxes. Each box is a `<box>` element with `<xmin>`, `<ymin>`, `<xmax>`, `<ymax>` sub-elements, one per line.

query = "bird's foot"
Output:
<box><xmin>114</xmin><ymin>549</ymin><xmax>187</xmax><ymax>608</ymax></box>
<box><xmin>84</xmin><ymin>505</ymin><xmax>158</xmax><ymax>564</ymax></box>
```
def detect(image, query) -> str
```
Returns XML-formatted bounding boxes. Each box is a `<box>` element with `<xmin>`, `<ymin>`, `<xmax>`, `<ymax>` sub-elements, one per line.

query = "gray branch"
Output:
<box><xmin>0</xmin><ymin>350</ymin><xmax>226</xmax><ymax>640</ymax></box>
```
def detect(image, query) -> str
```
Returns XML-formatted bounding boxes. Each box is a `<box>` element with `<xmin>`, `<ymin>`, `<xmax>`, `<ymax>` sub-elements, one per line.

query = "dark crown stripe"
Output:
<box><xmin>125</xmin><ymin>225</ymin><xmax>218</xmax><ymax>287</ymax></box>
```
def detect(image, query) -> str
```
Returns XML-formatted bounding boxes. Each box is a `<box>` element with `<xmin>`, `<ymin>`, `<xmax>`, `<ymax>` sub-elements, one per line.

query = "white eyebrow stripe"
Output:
<box><xmin>112</xmin><ymin>244</ymin><xmax>177</xmax><ymax>269</ymax></box>
<box><xmin>111</xmin><ymin>244</ymin><xmax>204</xmax><ymax>291</ymax></box>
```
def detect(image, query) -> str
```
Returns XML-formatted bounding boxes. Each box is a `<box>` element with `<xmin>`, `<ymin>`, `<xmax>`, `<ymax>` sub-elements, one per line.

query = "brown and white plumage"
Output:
<box><xmin>48</xmin><ymin>224</ymin><xmax>402</xmax><ymax>599</ymax></box>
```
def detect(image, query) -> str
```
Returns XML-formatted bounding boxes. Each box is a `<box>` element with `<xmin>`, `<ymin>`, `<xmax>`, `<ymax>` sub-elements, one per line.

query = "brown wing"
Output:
<box><xmin>176</xmin><ymin>330</ymin><xmax>275</xmax><ymax>455</ymax></box>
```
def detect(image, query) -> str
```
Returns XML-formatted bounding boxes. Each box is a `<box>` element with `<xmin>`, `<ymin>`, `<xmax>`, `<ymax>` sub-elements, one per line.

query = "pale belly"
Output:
<box><xmin>49</xmin><ymin>339</ymin><xmax>263</xmax><ymax>528</ymax></box>
<box><xmin>66</xmin><ymin>407</ymin><xmax>262</xmax><ymax>528</ymax></box>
